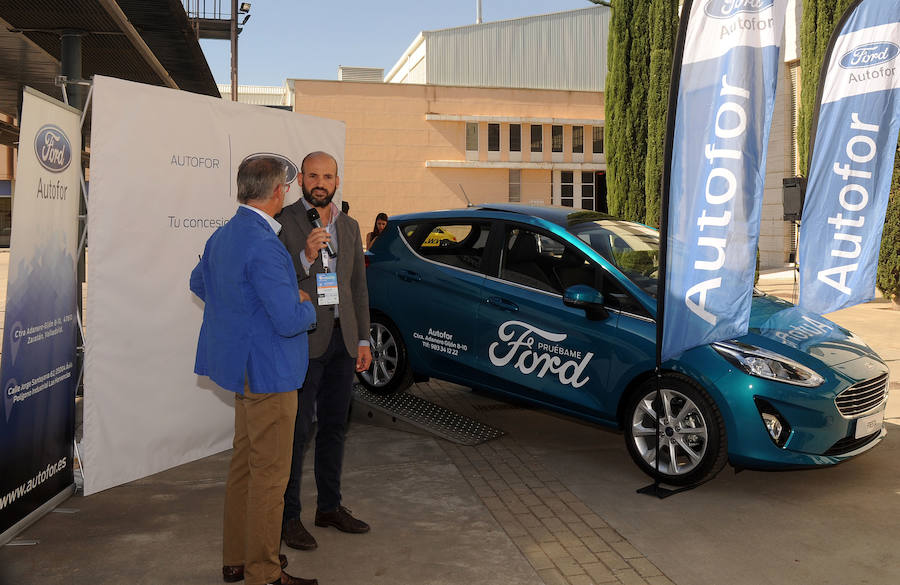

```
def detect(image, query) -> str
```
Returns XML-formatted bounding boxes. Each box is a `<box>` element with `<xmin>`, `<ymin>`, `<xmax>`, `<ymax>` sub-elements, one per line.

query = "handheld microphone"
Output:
<box><xmin>306</xmin><ymin>207</ymin><xmax>337</xmax><ymax>258</ymax></box>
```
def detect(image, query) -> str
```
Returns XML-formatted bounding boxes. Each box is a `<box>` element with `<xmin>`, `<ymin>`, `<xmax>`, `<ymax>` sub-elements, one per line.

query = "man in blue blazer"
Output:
<box><xmin>191</xmin><ymin>156</ymin><xmax>317</xmax><ymax>585</ymax></box>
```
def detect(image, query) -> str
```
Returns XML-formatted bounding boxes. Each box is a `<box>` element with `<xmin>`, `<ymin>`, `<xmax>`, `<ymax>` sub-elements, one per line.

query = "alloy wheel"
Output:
<box><xmin>630</xmin><ymin>388</ymin><xmax>709</xmax><ymax>477</ymax></box>
<box><xmin>361</xmin><ymin>322</ymin><xmax>399</xmax><ymax>388</ymax></box>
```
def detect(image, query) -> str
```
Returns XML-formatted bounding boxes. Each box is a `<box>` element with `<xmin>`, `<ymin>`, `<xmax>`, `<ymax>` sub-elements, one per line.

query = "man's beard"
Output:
<box><xmin>302</xmin><ymin>184</ymin><xmax>335</xmax><ymax>208</ymax></box>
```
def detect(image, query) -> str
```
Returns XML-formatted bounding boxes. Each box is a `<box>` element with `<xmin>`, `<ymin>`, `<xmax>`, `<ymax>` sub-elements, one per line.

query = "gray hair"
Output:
<box><xmin>237</xmin><ymin>156</ymin><xmax>287</xmax><ymax>203</ymax></box>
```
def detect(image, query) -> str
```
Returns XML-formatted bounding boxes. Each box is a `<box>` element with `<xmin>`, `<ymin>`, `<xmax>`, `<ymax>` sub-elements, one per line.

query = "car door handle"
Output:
<box><xmin>396</xmin><ymin>269</ymin><xmax>422</xmax><ymax>282</ymax></box>
<box><xmin>485</xmin><ymin>296</ymin><xmax>518</xmax><ymax>312</ymax></box>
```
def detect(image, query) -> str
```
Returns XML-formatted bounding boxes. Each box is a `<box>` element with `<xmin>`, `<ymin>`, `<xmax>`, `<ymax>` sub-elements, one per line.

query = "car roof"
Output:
<box><xmin>389</xmin><ymin>203</ymin><xmax>616</xmax><ymax>229</ymax></box>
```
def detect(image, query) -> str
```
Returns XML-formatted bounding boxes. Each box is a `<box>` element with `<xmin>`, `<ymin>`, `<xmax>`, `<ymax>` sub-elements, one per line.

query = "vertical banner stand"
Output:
<box><xmin>59</xmin><ymin>76</ymin><xmax>92</xmax><ymax>492</ymax></box>
<box><xmin>637</xmin><ymin>0</ymin><xmax>703</xmax><ymax>499</ymax></box>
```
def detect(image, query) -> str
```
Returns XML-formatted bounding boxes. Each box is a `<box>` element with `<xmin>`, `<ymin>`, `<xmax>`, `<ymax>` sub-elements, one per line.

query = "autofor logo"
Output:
<box><xmin>839</xmin><ymin>42</ymin><xmax>900</xmax><ymax>69</ymax></box>
<box><xmin>704</xmin><ymin>0</ymin><xmax>775</xmax><ymax>19</ymax></box>
<box><xmin>33</xmin><ymin>125</ymin><xmax>72</xmax><ymax>173</ymax></box>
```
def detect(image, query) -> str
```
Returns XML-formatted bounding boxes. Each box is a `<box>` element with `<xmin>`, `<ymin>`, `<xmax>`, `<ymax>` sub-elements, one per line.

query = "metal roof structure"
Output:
<box><xmin>0</xmin><ymin>0</ymin><xmax>218</xmax><ymax>128</ymax></box>
<box><xmin>386</xmin><ymin>6</ymin><xmax>610</xmax><ymax>92</ymax></box>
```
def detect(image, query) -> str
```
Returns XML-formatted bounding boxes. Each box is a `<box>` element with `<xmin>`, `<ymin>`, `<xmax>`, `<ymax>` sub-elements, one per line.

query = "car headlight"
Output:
<box><xmin>712</xmin><ymin>340</ymin><xmax>824</xmax><ymax>387</ymax></box>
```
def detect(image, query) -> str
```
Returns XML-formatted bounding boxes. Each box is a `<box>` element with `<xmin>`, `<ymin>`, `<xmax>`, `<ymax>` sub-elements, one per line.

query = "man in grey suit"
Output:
<box><xmin>279</xmin><ymin>151</ymin><xmax>372</xmax><ymax>551</ymax></box>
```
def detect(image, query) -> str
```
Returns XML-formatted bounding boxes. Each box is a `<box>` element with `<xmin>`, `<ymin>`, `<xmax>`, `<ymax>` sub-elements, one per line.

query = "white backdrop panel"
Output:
<box><xmin>84</xmin><ymin>76</ymin><xmax>345</xmax><ymax>495</ymax></box>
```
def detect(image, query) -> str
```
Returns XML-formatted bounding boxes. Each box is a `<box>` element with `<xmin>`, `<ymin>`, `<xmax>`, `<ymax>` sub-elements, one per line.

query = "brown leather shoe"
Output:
<box><xmin>222</xmin><ymin>554</ymin><xmax>287</xmax><ymax>582</ymax></box>
<box><xmin>314</xmin><ymin>506</ymin><xmax>370</xmax><ymax>533</ymax></box>
<box><xmin>282</xmin><ymin>517</ymin><xmax>318</xmax><ymax>550</ymax></box>
<box><xmin>271</xmin><ymin>571</ymin><xmax>318</xmax><ymax>585</ymax></box>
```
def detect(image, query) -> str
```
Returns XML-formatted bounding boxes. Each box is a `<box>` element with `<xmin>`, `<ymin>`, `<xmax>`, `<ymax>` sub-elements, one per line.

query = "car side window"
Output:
<box><xmin>600</xmin><ymin>270</ymin><xmax>650</xmax><ymax>318</ymax></box>
<box><xmin>404</xmin><ymin>222</ymin><xmax>491</xmax><ymax>273</ymax></box>
<box><xmin>500</xmin><ymin>226</ymin><xmax>595</xmax><ymax>294</ymax></box>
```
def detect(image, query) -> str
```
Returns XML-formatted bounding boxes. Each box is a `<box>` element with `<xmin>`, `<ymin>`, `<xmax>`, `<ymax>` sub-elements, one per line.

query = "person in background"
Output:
<box><xmin>277</xmin><ymin>151</ymin><xmax>373</xmax><ymax>552</ymax></box>
<box><xmin>365</xmin><ymin>212</ymin><xmax>388</xmax><ymax>250</ymax></box>
<box><xmin>190</xmin><ymin>156</ymin><xmax>317</xmax><ymax>585</ymax></box>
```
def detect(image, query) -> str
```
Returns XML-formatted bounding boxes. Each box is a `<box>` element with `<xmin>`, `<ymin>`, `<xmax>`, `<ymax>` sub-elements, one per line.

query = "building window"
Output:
<box><xmin>561</xmin><ymin>171</ymin><xmax>574</xmax><ymax>207</ymax></box>
<box><xmin>488</xmin><ymin>123</ymin><xmax>500</xmax><ymax>152</ymax></box>
<box><xmin>592</xmin><ymin>126</ymin><xmax>604</xmax><ymax>154</ymax></box>
<box><xmin>581</xmin><ymin>171</ymin><xmax>594</xmax><ymax>210</ymax></box>
<box><xmin>509</xmin><ymin>124</ymin><xmax>521</xmax><ymax>152</ymax></box>
<box><xmin>552</xmin><ymin>125</ymin><xmax>563</xmax><ymax>153</ymax></box>
<box><xmin>572</xmin><ymin>126</ymin><xmax>584</xmax><ymax>154</ymax></box>
<box><xmin>531</xmin><ymin>124</ymin><xmax>542</xmax><ymax>152</ymax></box>
<box><xmin>509</xmin><ymin>169</ymin><xmax>521</xmax><ymax>203</ymax></box>
<box><xmin>466</xmin><ymin>122</ymin><xmax>478</xmax><ymax>152</ymax></box>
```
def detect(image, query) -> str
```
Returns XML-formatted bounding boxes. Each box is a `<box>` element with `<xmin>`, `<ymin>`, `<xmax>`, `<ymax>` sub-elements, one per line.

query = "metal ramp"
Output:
<box><xmin>351</xmin><ymin>384</ymin><xmax>504</xmax><ymax>446</ymax></box>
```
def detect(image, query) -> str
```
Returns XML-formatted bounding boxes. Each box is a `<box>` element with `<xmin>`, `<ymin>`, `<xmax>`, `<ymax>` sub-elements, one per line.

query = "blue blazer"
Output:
<box><xmin>190</xmin><ymin>206</ymin><xmax>316</xmax><ymax>394</ymax></box>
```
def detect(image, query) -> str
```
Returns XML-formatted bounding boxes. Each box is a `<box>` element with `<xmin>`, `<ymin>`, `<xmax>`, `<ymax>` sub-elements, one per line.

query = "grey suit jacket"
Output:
<box><xmin>277</xmin><ymin>200</ymin><xmax>370</xmax><ymax>359</ymax></box>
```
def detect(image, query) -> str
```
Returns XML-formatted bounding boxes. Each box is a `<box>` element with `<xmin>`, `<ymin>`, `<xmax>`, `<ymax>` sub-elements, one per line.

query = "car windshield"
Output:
<box><xmin>567</xmin><ymin>218</ymin><xmax>660</xmax><ymax>298</ymax></box>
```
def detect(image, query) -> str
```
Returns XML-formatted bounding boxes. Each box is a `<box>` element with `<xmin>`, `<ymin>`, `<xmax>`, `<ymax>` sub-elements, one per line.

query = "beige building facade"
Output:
<box><xmin>290</xmin><ymin>79</ymin><xmax>605</xmax><ymax>241</ymax></box>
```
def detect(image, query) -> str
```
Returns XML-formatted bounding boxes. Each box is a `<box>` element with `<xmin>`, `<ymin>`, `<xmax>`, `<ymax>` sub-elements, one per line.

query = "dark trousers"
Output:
<box><xmin>283</xmin><ymin>325</ymin><xmax>356</xmax><ymax>520</ymax></box>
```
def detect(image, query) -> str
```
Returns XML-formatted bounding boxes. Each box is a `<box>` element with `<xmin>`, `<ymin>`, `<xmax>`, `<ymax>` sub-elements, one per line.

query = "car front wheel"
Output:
<box><xmin>624</xmin><ymin>376</ymin><xmax>727</xmax><ymax>486</ymax></box>
<box><xmin>357</xmin><ymin>315</ymin><xmax>413</xmax><ymax>395</ymax></box>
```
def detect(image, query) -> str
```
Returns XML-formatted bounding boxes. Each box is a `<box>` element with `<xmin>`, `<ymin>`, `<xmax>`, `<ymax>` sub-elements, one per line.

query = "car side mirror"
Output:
<box><xmin>563</xmin><ymin>285</ymin><xmax>608</xmax><ymax>321</ymax></box>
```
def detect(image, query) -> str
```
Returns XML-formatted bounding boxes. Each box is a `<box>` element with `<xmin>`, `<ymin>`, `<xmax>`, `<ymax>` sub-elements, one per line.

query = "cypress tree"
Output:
<box><xmin>605</xmin><ymin>0</ymin><xmax>650</xmax><ymax>222</ymax></box>
<box><xmin>876</xmin><ymin>142</ymin><xmax>900</xmax><ymax>305</ymax></box>
<box><xmin>644</xmin><ymin>0</ymin><xmax>678</xmax><ymax>228</ymax></box>
<box><xmin>797</xmin><ymin>0</ymin><xmax>855</xmax><ymax>174</ymax></box>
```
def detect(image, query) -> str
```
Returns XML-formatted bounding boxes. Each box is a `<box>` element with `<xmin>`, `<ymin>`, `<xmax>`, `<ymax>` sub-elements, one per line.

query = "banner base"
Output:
<box><xmin>636</xmin><ymin>480</ymin><xmax>703</xmax><ymax>499</ymax></box>
<box><xmin>0</xmin><ymin>484</ymin><xmax>75</xmax><ymax>547</ymax></box>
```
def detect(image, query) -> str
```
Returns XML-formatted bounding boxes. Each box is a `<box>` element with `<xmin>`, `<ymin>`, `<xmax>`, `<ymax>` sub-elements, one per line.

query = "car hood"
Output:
<box><xmin>742</xmin><ymin>293</ymin><xmax>881</xmax><ymax>369</ymax></box>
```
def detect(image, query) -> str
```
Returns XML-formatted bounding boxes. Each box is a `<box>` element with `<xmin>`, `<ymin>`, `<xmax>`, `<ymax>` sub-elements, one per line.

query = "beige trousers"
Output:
<box><xmin>223</xmin><ymin>383</ymin><xmax>297</xmax><ymax>585</ymax></box>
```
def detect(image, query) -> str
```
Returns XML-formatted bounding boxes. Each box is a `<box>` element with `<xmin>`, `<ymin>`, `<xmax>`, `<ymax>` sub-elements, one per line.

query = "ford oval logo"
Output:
<box><xmin>33</xmin><ymin>125</ymin><xmax>72</xmax><ymax>173</ymax></box>
<box><xmin>839</xmin><ymin>42</ymin><xmax>900</xmax><ymax>69</ymax></box>
<box><xmin>704</xmin><ymin>0</ymin><xmax>775</xmax><ymax>19</ymax></box>
<box><xmin>240</xmin><ymin>152</ymin><xmax>299</xmax><ymax>184</ymax></box>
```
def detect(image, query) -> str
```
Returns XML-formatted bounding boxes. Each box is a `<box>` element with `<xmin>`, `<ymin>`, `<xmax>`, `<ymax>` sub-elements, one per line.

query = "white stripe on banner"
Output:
<box><xmin>799</xmin><ymin>0</ymin><xmax>900</xmax><ymax>315</ymax></box>
<box><xmin>682</xmin><ymin>0</ymin><xmax>785</xmax><ymax>65</ymax></box>
<box><xmin>821</xmin><ymin>22</ymin><xmax>900</xmax><ymax>104</ymax></box>
<box><xmin>662</xmin><ymin>0</ymin><xmax>787</xmax><ymax>362</ymax></box>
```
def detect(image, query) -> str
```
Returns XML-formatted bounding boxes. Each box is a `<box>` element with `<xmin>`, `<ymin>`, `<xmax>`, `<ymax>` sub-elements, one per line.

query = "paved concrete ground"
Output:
<box><xmin>1</xmin><ymin>253</ymin><xmax>898</xmax><ymax>585</ymax></box>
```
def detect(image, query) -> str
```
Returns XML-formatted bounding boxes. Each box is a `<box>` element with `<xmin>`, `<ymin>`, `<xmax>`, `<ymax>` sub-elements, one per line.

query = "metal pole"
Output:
<box><xmin>231</xmin><ymin>0</ymin><xmax>237</xmax><ymax>102</ymax></box>
<box><xmin>476</xmin><ymin>0</ymin><xmax>482</xmax><ymax>24</ymax></box>
<box><xmin>61</xmin><ymin>31</ymin><xmax>87</xmax><ymax>399</ymax></box>
<box><xmin>60</xmin><ymin>30</ymin><xmax>86</xmax><ymax>111</ymax></box>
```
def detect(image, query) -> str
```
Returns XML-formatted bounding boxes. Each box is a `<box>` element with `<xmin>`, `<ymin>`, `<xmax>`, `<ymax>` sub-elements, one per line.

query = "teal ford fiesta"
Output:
<box><xmin>358</xmin><ymin>204</ymin><xmax>889</xmax><ymax>485</ymax></box>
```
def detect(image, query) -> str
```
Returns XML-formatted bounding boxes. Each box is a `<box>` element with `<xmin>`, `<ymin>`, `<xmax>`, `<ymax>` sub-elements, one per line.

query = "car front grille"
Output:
<box><xmin>823</xmin><ymin>431</ymin><xmax>881</xmax><ymax>456</ymax></box>
<box><xmin>834</xmin><ymin>373</ymin><xmax>888</xmax><ymax>417</ymax></box>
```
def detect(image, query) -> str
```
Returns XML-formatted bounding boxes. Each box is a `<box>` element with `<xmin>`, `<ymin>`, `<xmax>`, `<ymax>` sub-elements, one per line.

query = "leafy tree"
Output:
<box><xmin>605</xmin><ymin>0</ymin><xmax>649</xmax><ymax>222</ymax></box>
<box><xmin>644</xmin><ymin>0</ymin><xmax>678</xmax><ymax>228</ymax></box>
<box><xmin>797</xmin><ymin>0</ymin><xmax>855</xmax><ymax>174</ymax></box>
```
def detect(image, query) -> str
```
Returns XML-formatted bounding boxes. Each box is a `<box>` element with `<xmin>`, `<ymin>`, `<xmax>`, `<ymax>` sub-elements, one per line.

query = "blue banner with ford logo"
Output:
<box><xmin>1</xmin><ymin>89</ymin><xmax>80</xmax><ymax>544</ymax></box>
<box><xmin>661</xmin><ymin>0</ymin><xmax>787</xmax><ymax>361</ymax></box>
<box><xmin>798</xmin><ymin>0</ymin><xmax>900</xmax><ymax>315</ymax></box>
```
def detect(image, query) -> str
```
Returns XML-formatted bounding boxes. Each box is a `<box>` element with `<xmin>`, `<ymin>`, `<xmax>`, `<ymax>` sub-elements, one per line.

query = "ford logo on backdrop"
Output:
<box><xmin>240</xmin><ymin>152</ymin><xmax>299</xmax><ymax>183</ymax></box>
<box><xmin>704</xmin><ymin>0</ymin><xmax>775</xmax><ymax>18</ymax></box>
<box><xmin>34</xmin><ymin>125</ymin><xmax>72</xmax><ymax>173</ymax></box>
<box><xmin>839</xmin><ymin>42</ymin><xmax>900</xmax><ymax>69</ymax></box>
